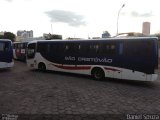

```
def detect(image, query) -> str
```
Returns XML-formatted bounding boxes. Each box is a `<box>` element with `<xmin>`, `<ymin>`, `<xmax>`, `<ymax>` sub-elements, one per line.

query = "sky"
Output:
<box><xmin>0</xmin><ymin>0</ymin><xmax>160</xmax><ymax>39</ymax></box>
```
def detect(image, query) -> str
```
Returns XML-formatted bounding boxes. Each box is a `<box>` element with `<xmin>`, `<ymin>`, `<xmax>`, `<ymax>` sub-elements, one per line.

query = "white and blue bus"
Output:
<box><xmin>26</xmin><ymin>37</ymin><xmax>158</xmax><ymax>81</ymax></box>
<box><xmin>0</xmin><ymin>39</ymin><xmax>14</xmax><ymax>69</ymax></box>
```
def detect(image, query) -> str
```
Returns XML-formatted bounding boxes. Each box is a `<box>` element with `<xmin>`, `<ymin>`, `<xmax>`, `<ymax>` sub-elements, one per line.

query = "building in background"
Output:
<box><xmin>16</xmin><ymin>30</ymin><xmax>33</xmax><ymax>41</ymax></box>
<box><xmin>0</xmin><ymin>32</ymin><xmax>4</xmax><ymax>35</ymax></box>
<box><xmin>92</xmin><ymin>37</ymin><xmax>101</xmax><ymax>39</ymax></box>
<box><xmin>17</xmin><ymin>30</ymin><xmax>33</xmax><ymax>38</ymax></box>
<box><xmin>66</xmin><ymin>37</ymin><xmax>82</xmax><ymax>40</ymax></box>
<box><xmin>43</xmin><ymin>33</ymin><xmax>62</xmax><ymax>40</ymax></box>
<box><xmin>16</xmin><ymin>36</ymin><xmax>44</xmax><ymax>42</ymax></box>
<box><xmin>142</xmin><ymin>22</ymin><xmax>150</xmax><ymax>35</ymax></box>
<box><xmin>102</xmin><ymin>31</ymin><xmax>111</xmax><ymax>38</ymax></box>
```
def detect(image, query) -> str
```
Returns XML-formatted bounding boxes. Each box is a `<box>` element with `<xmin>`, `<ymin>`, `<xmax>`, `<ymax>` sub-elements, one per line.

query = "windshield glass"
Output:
<box><xmin>27</xmin><ymin>43</ymin><xmax>36</xmax><ymax>59</ymax></box>
<box><xmin>0</xmin><ymin>43</ymin><xmax>5</xmax><ymax>52</ymax></box>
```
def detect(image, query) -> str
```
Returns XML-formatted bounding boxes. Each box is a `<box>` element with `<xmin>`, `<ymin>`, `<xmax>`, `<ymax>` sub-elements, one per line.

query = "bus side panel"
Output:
<box><xmin>0</xmin><ymin>41</ymin><xmax>13</xmax><ymax>63</ymax></box>
<box><xmin>28</xmin><ymin>38</ymin><xmax>158</xmax><ymax>81</ymax></box>
<box><xmin>0</xmin><ymin>40</ymin><xmax>14</xmax><ymax>68</ymax></box>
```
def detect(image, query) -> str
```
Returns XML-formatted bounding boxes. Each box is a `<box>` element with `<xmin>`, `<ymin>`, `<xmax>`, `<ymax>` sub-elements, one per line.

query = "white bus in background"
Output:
<box><xmin>26</xmin><ymin>37</ymin><xmax>158</xmax><ymax>81</ymax></box>
<box><xmin>13</xmin><ymin>42</ymin><xmax>28</xmax><ymax>61</ymax></box>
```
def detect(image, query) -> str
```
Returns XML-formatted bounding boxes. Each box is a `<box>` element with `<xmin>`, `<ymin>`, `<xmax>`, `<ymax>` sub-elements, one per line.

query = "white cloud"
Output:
<box><xmin>4</xmin><ymin>0</ymin><xmax>13</xmax><ymax>2</ymax></box>
<box><xmin>45</xmin><ymin>10</ymin><xmax>86</xmax><ymax>27</ymax></box>
<box><xmin>130</xmin><ymin>11</ymin><xmax>153</xmax><ymax>18</ymax></box>
<box><xmin>0</xmin><ymin>0</ymin><xmax>160</xmax><ymax>38</ymax></box>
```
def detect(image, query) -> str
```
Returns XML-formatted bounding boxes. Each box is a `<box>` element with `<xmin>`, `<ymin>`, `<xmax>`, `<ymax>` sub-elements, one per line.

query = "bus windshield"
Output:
<box><xmin>0</xmin><ymin>42</ymin><xmax>10</xmax><ymax>52</ymax></box>
<box><xmin>0</xmin><ymin>39</ymin><xmax>14</xmax><ymax>68</ymax></box>
<box><xmin>0</xmin><ymin>43</ymin><xmax>5</xmax><ymax>51</ymax></box>
<box><xmin>27</xmin><ymin>43</ymin><xmax>36</xmax><ymax>59</ymax></box>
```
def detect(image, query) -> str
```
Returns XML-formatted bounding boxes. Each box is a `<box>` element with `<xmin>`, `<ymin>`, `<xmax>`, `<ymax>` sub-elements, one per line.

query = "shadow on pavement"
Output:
<box><xmin>29</xmin><ymin>69</ymin><xmax>159</xmax><ymax>88</ymax></box>
<box><xmin>0</xmin><ymin>68</ymin><xmax>12</xmax><ymax>73</ymax></box>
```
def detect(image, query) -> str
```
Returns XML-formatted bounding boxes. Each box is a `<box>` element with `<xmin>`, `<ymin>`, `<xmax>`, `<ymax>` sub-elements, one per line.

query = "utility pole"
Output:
<box><xmin>116</xmin><ymin>4</ymin><xmax>125</xmax><ymax>36</ymax></box>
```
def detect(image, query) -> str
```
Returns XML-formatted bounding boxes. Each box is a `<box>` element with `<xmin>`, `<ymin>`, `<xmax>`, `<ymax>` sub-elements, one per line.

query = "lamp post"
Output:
<box><xmin>116</xmin><ymin>4</ymin><xmax>125</xmax><ymax>36</ymax></box>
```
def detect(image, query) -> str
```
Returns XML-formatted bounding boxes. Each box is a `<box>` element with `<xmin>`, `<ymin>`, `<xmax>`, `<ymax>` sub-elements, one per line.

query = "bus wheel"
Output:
<box><xmin>38</xmin><ymin>63</ymin><xmax>46</xmax><ymax>71</ymax></box>
<box><xmin>91</xmin><ymin>68</ymin><xmax>105</xmax><ymax>80</ymax></box>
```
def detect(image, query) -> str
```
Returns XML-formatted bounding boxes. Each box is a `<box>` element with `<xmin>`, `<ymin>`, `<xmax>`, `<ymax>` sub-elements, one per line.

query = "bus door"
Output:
<box><xmin>20</xmin><ymin>43</ymin><xmax>27</xmax><ymax>60</ymax></box>
<box><xmin>112</xmin><ymin>42</ymin><xmax>122</xmax><ymax>79</ymax></box>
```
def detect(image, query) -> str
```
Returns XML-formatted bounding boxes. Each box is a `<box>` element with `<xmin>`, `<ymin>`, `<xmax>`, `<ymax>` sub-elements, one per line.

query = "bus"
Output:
<box><xmin>13</xmin><ymin>41</ymin><xmax>28</xmax><ymax>61</ymax></box>
<box><xmin>0</xmin><ymin>39</ymin><xmax>14</xmax><ymax>69</ymax></box>
<box><xmin>26</xmin><ymin>37</ymin><xmax>158</xmax><ymax>81</ymax></box>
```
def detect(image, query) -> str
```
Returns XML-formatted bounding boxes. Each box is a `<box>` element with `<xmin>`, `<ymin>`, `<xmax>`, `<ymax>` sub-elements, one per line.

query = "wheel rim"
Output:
<box><xmin>94</xmin><ymin>69</ymin><xmax>103</xmax><ymax>80</ymax></box>
<box><xmin>41</xmin><ymin>65</ymin><xmax>45</xmax><ymax>70</ymax></box>
<box><xmin>39</xmin><ymin>63</ymin><xmax>46</xmax><ymax>70</ymax></box>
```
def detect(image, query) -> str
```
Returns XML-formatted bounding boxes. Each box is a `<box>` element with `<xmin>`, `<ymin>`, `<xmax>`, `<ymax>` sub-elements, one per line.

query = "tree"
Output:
<box><xmin>155</xmin><ymin>33</ymin><xmax>160</xmax><ymax>41</ymax></box>
<box><xmin>0</xmin><ymin>35</ymin><xmax>4</xmax><ymax>39</ymax></box>
<box><xmin>3</xmin><ymin>32</ymin><xmax>16</xmax><ymax>42</ymax></box>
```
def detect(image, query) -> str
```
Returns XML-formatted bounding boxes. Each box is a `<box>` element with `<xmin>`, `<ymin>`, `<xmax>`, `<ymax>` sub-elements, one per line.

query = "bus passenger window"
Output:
<box><xmin>37</xmin><ymin>43</ymin><xmax>47</xmax><ymax>53</ymax></box>
<box><xmin>64</xmin><ymin>44</ymin><xmax>69</xmax><ymax>53</ymax></box>
<box><xmin>78</xmin><ymin>43</ymin><xmax>87</xmax><ymax>54</ymax></box>
<box><xmin>124</xmin><ymin>41</ymin><xmax>151</xmax><ymax>57</ymax></box>
<box><xmin>49</xmin><ymin>44</ymin><xmax>58</xmax><ymax>55</ymax></box>
<box><xmin>65</xmin><ymin>45</ymin><xmax>69</xmax><ymax>51</ymax></box>
<box><xmin>94</xmin><ymin>44</ymin><xmax>99</xmax><ymax>53</ymax></box>
<box><xmin>72</xmin><ymin>44</ymin><xmax>80</xmax><ymax>54</ymax></box>
<box><xmin>111</xmin><ymin>45</ymin><xmax>115</xmax><ymax>50</ymax></box>
<box><xmin>144</xmin><ymin>42</ymin><xmax>152</xmax><ymax>57</ymax></box>
<box><xmin>119</xmin><ymin>43</ymin><xmax>123</xmax><ymax>55</ymax></box>
<box><xmin>87</xmin><ymin>44</ymin><xmax>100</xmax><ymax>54</ymax></box>
<box><xmin>101</xmin><ymin>43</ymin><xmax>116</xmax><ymax>55</ymax></box>
<box><xmin>64</xmin><ymin>43</ymin><xmax>75</xmax><ymax>53</ymax></box>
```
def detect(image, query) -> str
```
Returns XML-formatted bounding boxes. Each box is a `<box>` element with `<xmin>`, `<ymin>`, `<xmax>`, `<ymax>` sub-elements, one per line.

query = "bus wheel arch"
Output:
<box><xmin>91</xmin><ymin>67</ymin><xmax>105</xmax><ymax>80</ymax></box>
<box><xmin>38</xmin><ymin>62</ymin><xmax>46</xmax><ymax>71</ymax></box>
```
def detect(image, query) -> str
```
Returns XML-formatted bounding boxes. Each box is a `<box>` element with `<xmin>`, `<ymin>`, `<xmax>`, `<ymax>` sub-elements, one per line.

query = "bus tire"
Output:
<box><xmin>91</xmin><ymin>67</ymin><xmax>105</xmax><ymax>80</ymax></box>
<box><xmin>38</xmin><ymin>62</ymin><xmax>46</xmax><ymax>71</ymax></box>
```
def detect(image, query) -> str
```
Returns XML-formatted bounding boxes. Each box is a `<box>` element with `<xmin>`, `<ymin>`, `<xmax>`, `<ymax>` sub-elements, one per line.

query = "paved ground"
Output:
<box><xmin>0</xmin><ymin>61</ymin><xmax>160</xmax><ymax>119</ymax></box>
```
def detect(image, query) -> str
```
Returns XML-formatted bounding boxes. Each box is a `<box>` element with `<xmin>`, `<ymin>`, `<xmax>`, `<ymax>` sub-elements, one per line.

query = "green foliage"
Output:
<box><xmin>154</xmin><ymin>33</ymin><xmax>160</xmax><ymax>41</ymax></box>
<box><xmin>4</xmin><ymin>32</ymin><xmax>16</xmax><ymax>42</ymax></box>
<box><xmin>0</xmin><ymin>35</ymin><xmax>4</xmax><ymax>39</ymax></box>
<box><xmin>0</xmin><ymin>32</ymin><xmax>16</xmax><ymax>42</ymax></box>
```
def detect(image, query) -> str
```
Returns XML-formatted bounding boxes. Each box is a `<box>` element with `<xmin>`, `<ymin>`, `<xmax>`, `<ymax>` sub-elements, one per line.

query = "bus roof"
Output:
<box><xmin>0</xmin><ymin>39</ymin><xmax>12</xmax><ymax>42</ymax></box>
<box><xmin>27</xmin><ymin>37</ymin><xmax>158</xmax><ymax>44</ymax></box>
<box><xmin>13</xmin><ymin>41</ymin><xmax>28</xmax><ymax>44</ymax></box>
